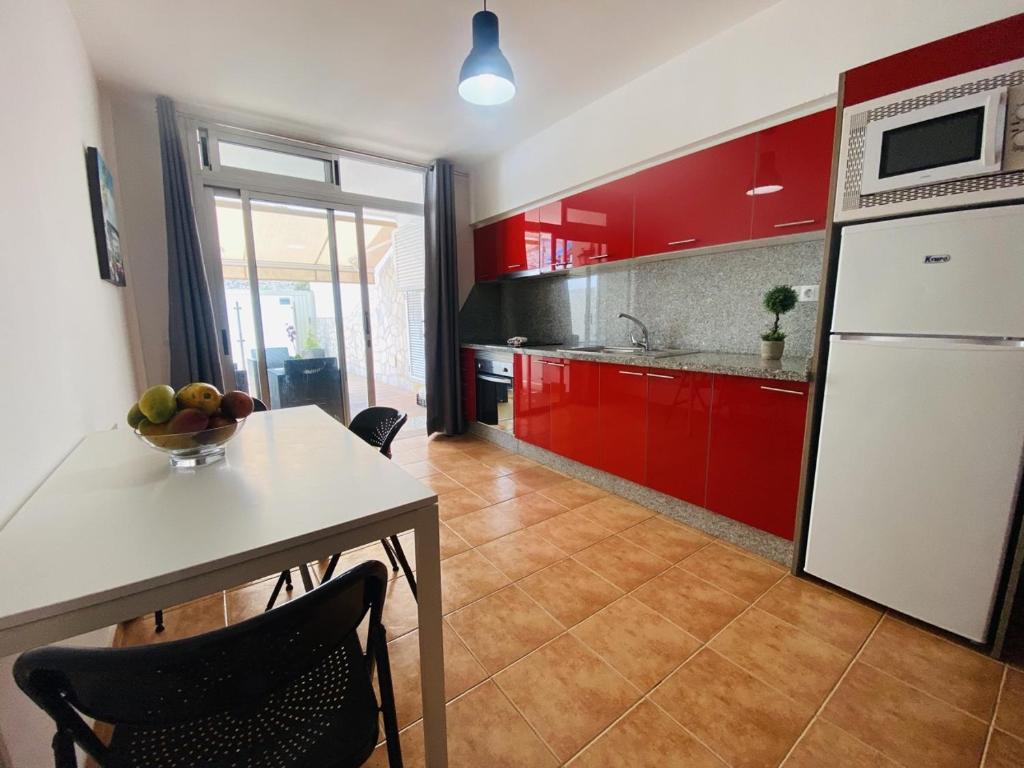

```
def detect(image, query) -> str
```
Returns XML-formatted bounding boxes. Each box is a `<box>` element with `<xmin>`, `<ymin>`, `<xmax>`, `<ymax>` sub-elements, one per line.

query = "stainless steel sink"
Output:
<box><xmin>562</xmin><ymin>345</ymin><xmax>700</xmax><ymax>359</ymax></box>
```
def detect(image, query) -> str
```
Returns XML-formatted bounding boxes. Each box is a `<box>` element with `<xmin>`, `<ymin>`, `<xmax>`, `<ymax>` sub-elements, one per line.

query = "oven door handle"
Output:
<box><xmin>476</xmin><ymin>374</ymin><xmax>513</xmax><ymax>385</ymax></box>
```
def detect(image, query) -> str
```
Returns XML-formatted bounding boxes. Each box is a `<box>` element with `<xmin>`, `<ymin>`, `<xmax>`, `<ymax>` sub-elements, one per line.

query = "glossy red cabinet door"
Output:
<box><xmin>473</xmin><ymin>223</ymin><xmax>500</xmax><ymax>282</ymax></box>
<box><xmin>645</xmin><ymin>369</ymin><xmax>712</xmax><ymax>505</ymax></box>
<box><xmin>500</xmin><ymin>213</ymin><xmax>532</xmax><ymax>273</ymax></box>
<box><xmin>460</xmin><ymin>348</ymin><xmax>476</xmax><ymax>423</ymax></box>
<box><xmin>705</xmin><ymin>376</ymin><xmax>809</xmax><ymax>539</ymax></box>
<box><xmin>515</xmin><ymin>355</ymin><xmax>550</xmax><ymax>447</ymax></box>
<box><xmin>751</xmin><ymin>109</ymin><xmax>835</xmax><ymax>239</ymax></box>
<box><xmin>551</xmin><ymin>359</ymin><xmax>601</xmax><ymax>467</ymax></box>
<box><xmin>598</xmin><ymin>364</ymin><xmax>648</xmax><ymax>484</ymax></box>
<box><xmin>561</xmin><ymin>175</ymin><xmax>636</xmax><ymax>268</ymax></box>
<box><xmin>634</xmin><ymin>134</ymin><xmax>757</xmax><ymax>257</ymax></box>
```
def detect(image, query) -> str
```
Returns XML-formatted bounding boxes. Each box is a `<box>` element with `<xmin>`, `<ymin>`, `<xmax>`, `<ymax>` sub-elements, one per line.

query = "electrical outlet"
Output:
<box><xmin>795</xmin><ymin>284</ymin><xmax>819</xmax><ymax>302</ymax></box>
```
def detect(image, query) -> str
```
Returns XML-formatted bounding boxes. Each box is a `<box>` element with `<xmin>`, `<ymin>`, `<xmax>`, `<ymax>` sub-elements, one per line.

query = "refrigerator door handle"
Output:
<box><xmin>834</xmin><ymin>334</ymin><xmax>1024</xmax><ymax>350</ymax></box>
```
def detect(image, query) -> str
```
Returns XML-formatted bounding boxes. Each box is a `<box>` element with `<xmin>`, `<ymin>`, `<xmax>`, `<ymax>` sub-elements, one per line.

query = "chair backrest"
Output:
<box><xmin>251</xmin><ymin>396</ymin><xmax>268</xmax><ymax>412</ymax></box>
<box><xmin>348</xmin><ymin>407</ymin><xmax>408</xmax><ymax>458</ymax></box>
<box><xmin>14</xmin><ymin>561</ymin><xmax>389</xmax><ymax>765</ymax></box>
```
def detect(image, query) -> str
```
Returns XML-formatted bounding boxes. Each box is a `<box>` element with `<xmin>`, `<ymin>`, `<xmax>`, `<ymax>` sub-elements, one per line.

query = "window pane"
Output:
<box><xmin>334</xmin><ymin>210</ymin><xmax>370</xmax><ymax>418</ymax></box>
<box><xmin>339</xmin><ymin>157</ymin><xmax>424</xmax><ymax>204</ymax></box>
<box><xmin>218</xmin><ymin>141</ymin><xmax>330</xmax><ymax>182</ymax></box>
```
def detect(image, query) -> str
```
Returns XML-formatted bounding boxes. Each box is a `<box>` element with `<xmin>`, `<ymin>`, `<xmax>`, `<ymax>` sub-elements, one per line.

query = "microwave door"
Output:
<box><xmin>860</xmin><ymin>87</ymin><xmax>1006</xmax><ymax>195</ymax></box>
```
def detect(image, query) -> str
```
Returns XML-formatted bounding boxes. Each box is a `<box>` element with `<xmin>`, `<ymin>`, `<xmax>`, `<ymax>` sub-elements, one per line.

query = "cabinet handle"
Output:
<box><xmin>773</xmin><ymin>219</ymin><xmax>815</xmax><ymax>229</ymax></box>
<box><xmin>506</xmin><ymin>263</ymin><xmax>523</xmax><ymax>268</ymax></box>
<box><xmin>618</xmin><ymin>370</ymin><xmax>645</xmax><ymax>376</ymax></box>
<box><xmin>667</xmin><ymin>238</ymin><xmax>697</xmax><ymax>246</ymax></box>
<box><xmin>760</xmin><ymin>385</ymin><xmax>805</xmax><ymax>395</ymax></box>
<box><xmin>647</xmin><ymin>372</ymin><xmax>676</xmax><ymax>379</ymax></box>
<box><xmin>541</xmin><ymin>361</ymin><xmax>565</xmax><ymax>367</ymax></box>
<box><xmin>589</xmin><ymin>255</ymin><xmax>609</xmax><ymax>260</ymax></box>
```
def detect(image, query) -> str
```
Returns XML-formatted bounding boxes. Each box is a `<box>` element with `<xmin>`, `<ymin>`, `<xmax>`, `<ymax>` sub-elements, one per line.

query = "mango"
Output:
<box><xmin>220</xmin><ymin>391</ymin><xmax>254</xmax><ymax>419</ymax></box>
<box><xmin>176</xmin><ymin>382</ymin><xmax>222</xmax><ymax>415</ymax></box>
<box><xmin>138</xmin><ymin>385</ymin><xmax>177</xmax><ymax>424</ymax></box>
<box><xmin>126</xmin><ymin>402</ymin><xmax>145</xmax><ymax>429</ymax></box>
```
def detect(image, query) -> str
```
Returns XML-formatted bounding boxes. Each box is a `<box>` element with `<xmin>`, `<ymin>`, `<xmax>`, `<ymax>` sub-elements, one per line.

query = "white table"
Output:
<box><xmin>0</xmin><ymin>405</ymin><xmax>447</xmax><ymax>767</ymax></box>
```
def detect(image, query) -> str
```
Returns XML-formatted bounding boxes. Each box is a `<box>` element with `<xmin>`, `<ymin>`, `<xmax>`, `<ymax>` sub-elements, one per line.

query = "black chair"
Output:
<box><xmin>14</xmin><ymin>561</ymin><xmax>403</xmax><ymax>768</ymax></box>
<box><xmin>251</xmin><ymin>396</ymin><xmax>268</xmax><ymax>412</ymax></box>
<box><xmin>266</xmin><ymin>408</ymin><xmax>415</xmax><ymax>611</ymax></box>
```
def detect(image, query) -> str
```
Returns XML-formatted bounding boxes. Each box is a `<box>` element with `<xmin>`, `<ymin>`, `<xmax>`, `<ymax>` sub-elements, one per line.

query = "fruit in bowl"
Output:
<box><xmin>128</xmin><ymin>383</ymin><xmax>254</xmax><ymax>467</ymax></box>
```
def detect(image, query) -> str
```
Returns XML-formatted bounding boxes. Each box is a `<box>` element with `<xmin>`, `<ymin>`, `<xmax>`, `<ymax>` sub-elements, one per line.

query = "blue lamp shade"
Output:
<box><xmin>459</xmin><ymin>10</ymin><xmax>516</xmax><ymax>106</ymax></box>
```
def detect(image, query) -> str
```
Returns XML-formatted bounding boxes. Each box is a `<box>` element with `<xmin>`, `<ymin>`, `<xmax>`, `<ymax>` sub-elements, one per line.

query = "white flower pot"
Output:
<box><xmin>761</xmin><ymin>339</ymin><xmax>784</xmax><ymax>360</ymax></box>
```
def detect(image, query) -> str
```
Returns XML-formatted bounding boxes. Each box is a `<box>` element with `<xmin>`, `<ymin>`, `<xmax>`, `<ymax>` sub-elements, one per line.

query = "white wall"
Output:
<box><xmin>0</xmin><ymin>0</ymin><xmax>137</xmax><ymax>764</ymax></box>
<box><xmin>471</xmin><ymin>0</ymin><xmax>1024</xmax><ymax>222</ymax></box>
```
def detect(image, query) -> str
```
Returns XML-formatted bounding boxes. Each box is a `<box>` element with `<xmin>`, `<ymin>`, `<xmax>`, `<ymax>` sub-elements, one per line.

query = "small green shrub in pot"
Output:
<box><xmin>760</xmin><ymin>285</ymin><xmax>798</xmax><ymax>360</ymax></box>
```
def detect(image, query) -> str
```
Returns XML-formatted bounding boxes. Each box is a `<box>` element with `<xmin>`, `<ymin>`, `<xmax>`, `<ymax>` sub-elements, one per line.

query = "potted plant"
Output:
<box><xmin>760</xmin><ymin>285</ymin><xmax>798</xmax><ymax>360</ymax></box>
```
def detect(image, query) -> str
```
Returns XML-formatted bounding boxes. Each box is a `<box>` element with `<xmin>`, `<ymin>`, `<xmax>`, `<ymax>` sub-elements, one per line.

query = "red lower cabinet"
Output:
<box><xmin>598</xmin><ymin>365</ymin><xmax>648</xmax><ymax>484</ymax></box>
<box><xmin>645</xmin><ymin>369</ymin><xmax>713</xmax><ymax>506</ymax></box>
<box><xmin>460</xmin><ymin>348</ymin><xmax>476</xmax><ymax>424</ymax></box>
<box><xmin>551</xmin><ymin>359</ymin><xmax>601</xmax><ymax>467</ymax></box>
<box><xmin>705</xmin><ymin>376</ymin><xmax>809</xmax><ymax>539</ymax></box>
<box><xmin>514</xmin><ymin>355</ymin><xmax>550</xmax><ymax>448</ymax></box>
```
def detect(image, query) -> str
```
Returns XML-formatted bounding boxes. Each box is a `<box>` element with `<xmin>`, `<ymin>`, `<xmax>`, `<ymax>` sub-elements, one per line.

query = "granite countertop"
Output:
<box><xmin>462</xmin><ymin>342</ymin><xmax>812</xmax><ymax>382</ymax></box>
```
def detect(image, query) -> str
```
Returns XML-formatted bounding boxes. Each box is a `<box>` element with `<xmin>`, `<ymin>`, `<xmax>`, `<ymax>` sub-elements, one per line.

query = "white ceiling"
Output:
<box><xmin>68</xmin><ymin>0</ymin><xmax>780</xmax><ymax>166</ymax></box>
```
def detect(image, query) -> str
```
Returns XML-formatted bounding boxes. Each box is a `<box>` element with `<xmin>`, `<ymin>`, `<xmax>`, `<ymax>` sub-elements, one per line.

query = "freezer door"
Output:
<box><xmin>832</xmin><ymin>204</ymin><xmax>1024</xmax><ymax>338</ymax></box>
<box><xmin>805</xmin><ymin>336</ymin><xmax>1024</xmax><ymax>641</ymax></box>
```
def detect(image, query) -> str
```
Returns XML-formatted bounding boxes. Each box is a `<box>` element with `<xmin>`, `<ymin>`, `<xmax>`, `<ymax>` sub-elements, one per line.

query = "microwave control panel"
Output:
<box><xmin>1005</xmin><ymin>84</ymin><xmax>1024</xmax><ymax>171</ymax></box>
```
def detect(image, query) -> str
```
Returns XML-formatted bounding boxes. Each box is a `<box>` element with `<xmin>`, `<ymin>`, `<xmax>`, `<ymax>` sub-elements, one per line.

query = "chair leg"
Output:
<box><xmin>389</xmin><ymin>536</ymin><xmax>417</xmax><ymax>601</ymax></box>
<box><xmin>321</xmin><ymin>553</ymin><xmax>341</xmax><ymax>582</ymax></box>
<box><xmin>373</xmin><ymin>624</ymin><xmax>404</xmax><ymax>768</ymax></box>
<box><xmin>154</xmin><ymin>609</ymin><xmax>164</xmax><ymax>633</ymax></box>
<box><xmin>380</xmin><ymin>538</ymin><xmax>400</xmax><ymax>572</ymax></box>
<box><xmin>284</xmin><ymin>569</ymin><xmax>293</xmax><ymax>591</ymax></box>
<box><xmin>265</xmin><ymin>571</ymin><xmax>290</xmax><ymax>612</ymax></box>
<box><xmin>298</xmin><ymin>563</ymin><xmax>317</xmax><ymax>592</ymax></box>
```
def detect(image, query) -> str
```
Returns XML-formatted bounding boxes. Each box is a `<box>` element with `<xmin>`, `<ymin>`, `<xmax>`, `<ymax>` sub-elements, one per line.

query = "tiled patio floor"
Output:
<box><xmin>118</xmin><ymin>433</ymin><xmax>1024</xmax><ymax>768</ymax></box>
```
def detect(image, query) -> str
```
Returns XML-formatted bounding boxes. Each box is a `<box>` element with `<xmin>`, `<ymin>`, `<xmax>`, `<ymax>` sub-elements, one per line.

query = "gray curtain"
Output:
<box><xmin>157</xmin><ymin>96</ymin><xmax>223</xmax><ymax>391</ymax></box>
<box><xmin>424</xmin><ymin>160</ymin><xmax>464</xmax><ymax>436</ymax></box>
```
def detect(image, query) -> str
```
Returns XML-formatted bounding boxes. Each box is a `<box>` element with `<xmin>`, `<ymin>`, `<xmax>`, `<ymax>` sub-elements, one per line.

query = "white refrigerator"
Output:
<box><xmin>805</xmin><ymin>204</ymin><xmax>1024</xmax><ymax>642</ymax></box>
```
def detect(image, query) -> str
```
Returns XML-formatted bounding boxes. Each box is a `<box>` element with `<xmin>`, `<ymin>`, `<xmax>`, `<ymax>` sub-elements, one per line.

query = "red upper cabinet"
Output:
<box><xmin>500</xmin><ymin>213</ymin><xmax>532</xmax><ymax>274</ymax></box>
<box><xmin>705</xmin><ymin>376</ymin><xmax>809</xmax><ymax>540</ymax></box>
<box><xmin>750</xmin><ymin>109</ymin><xmax>835</xmax><ymax>239</ymax></box>
<box><xmin>598</xmin><ymin>364</ymin><xmax>648</xmax><ymax>484</ymax></box>
<box><xmin>551</xmin><ymin>359</ymin><xmax>601</xmax><ymax>468</ymax></box>
<box><xmin>560</xmin><ymin>175</ymin><xmax>635</xmax><ymax>268</ymax></box>
<box><xmin>473</xmin><ymin>223</ymin><xmax>500</xmax><ymax>282</ymax></box>
<box><xmin>634</xmin><ymin>134</ymin><xmax>757</xmax><ymax>257</ymax></box>
<box><xmin>645</xmin><ymin>369</ymin><xmax>713</xmax><ymax>506</ymax></box>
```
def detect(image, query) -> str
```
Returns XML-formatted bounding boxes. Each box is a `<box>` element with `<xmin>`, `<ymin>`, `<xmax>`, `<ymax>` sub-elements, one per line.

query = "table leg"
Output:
<box><xmin>414</xmin><ymin>503</ymin><xmax>448</xmax><ymax>767</ymax></box>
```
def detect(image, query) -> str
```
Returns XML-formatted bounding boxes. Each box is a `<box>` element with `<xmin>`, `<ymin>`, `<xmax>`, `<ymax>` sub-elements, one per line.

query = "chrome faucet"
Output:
<box><xmin>618</xmin><ymin>313</ymin><xmax>650</xmax><ymax>352</ymax></box>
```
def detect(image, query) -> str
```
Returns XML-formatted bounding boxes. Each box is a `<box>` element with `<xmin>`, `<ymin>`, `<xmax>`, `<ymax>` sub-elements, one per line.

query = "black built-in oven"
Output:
<box><xmin>475</xmin><ymin>354</ymin><xmax>514</xmax><ymax>431</ymax></box>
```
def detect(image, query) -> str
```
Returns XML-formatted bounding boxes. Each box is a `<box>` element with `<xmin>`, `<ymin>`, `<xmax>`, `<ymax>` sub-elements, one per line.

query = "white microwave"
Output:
<box><xmin>835</xmin><ymin>57</ymin><xmax>1024</xmax><ymax>222</ymax></box>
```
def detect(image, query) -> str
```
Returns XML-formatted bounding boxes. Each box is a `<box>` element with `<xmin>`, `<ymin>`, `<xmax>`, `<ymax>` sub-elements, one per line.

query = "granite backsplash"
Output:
<box><xmin>460</xmin><ymin>238</ymin><xmax>825</xmax><ymax>357</ymax></box>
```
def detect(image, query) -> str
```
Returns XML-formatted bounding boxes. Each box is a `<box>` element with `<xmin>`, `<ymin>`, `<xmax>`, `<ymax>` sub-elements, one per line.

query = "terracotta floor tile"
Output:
<box><xmin>401</xmin><ymin>460</ymin><xmax>439</xmax><ymax>478</ymax></box>
<box><xmin>571</xmin><ymin>597</ymin><xmax>701</xmax><ymax>691</ymax></box>
<box><xmin>225</xmin><ymin>577</ymin><xmax>303</xmax><ymax>624</ymax></box>
<box><xmin>476</xmin><ymin>452</ymin><xmax>538</xmax><ymax>475</ymax></box>
<box><xmin>985</xmin><ymin>729</ymin><xmax>1024</xmax><ymax>768</ymax></box>
<box><xmin>823</xmin><ymin>661</ymin><xmax>989</xmax><ymax>768</ymax></box>
<box><xmin>382</xmin><ymin>575</ymin><xmax>420</xmax><ymax>639</ymax></box>
<box><xmin>438</xmin><ymin>522</ymin><xmax>471</xmax><ymax>560</ymax></box>
<box><xmin>530</xmin><ymin>509</ymin><xmax>614</xmax><ymax>553</ymax></box>
<box><xmin>538</xmin><ymin>478</ymin><xmax>609</xmax><ymax>509</ymax></box>
<box><xmin>420</xmin><ymin>472</ymin><xmax>464</xmax><ymax>495</ymax></box>
<box><xmin>437</xmin><ymin>488</ymin><xmax>491</xmax><ymax>521</ymax></box>
<box><xmin>469</xmin><ymin>474</ymin><xmax>540</xmax><ymax>504</ymax></box>
<box><xmin>680</xmin><ymin>543</ymin><xmax>783</xmax><ymax>601</ymax></box>
<box><xmin>757</xmin><ymin>576</ymin><xmax>880</xmax><ymax>654</ymax></box>
<box><xmin>392</xmin><ymin>446</ymin><xmax>429</xmax><ymax>465</ymax></box>
<box><xmin>118</xmin><ymin>593</ymin><xmax>226</xmax><ymax>646</ymax></box>
<box><xmin>617</xmin><ymin>515</ymin><xmax>710</xmax><ymax>562</ymax></box>
<box><xmin>385</xmin><ymin>622</ymin><xmax>488</xmax><ymax>728</ymax></box>
<box><xmin>574</xmin><ymin>535</ymin><xmax>672</xmax><ymax>591</ymax></box>
<box><xmin>710</xmin><ymin>608</ymin><xmax>851</xmax><ymax>709</ymax></box>
<box><xmin>520</xmin><ymin>558</ymin><xmax>624</xmax><ymax>628</ymax></box>
<box><xmin>440</xmin><ymin>549</ymin><xmax>511</xmax><ymax>613</ymax></box>
<box><xmin>572</xmin><ymin>700</ymin><xmax>726</xmax><ymax>768</ymax></box>
<box><xmin>475</xmin><ymin>528</ymin><xmax>567</xmax><ymax>581</ymax></box>
<box><xmin>424</xmin><ymin>450</ymin><xmax>485</xmax><ymax>472</ymax></box>
<box><xmin>498</xmin><ymin>492</ymin><xmax>568</xmax><ymax>526</ymax></box>
<box><xmin>996</xmin><ymin>667</ymin><xmax>1024</xmax><ymax>739</ymax></box>
<box><xmin>651</xmin><ymin>649</ymin><xmax>810</xmax><ymax>768</ymax></box>
<box><xmin>576</xmin><ymin>495</ymin><xmax>654</xmax><ymax>532</ymax></box>
<box><xmin>495</xmin><ymin>634</ymin><xmax>640</xmax><ymax>761</ymax></box>
<box><xmin>633</xmin><ymin>566</ymin><xmax>748</xmax><ymax>642</ymax></box>
<box><xmin>506</xmin><ymin>465</ymin><xmax>567</xmax><ymax>490</ymax></box>
<box><xmin>782</xmin><ymin>719</ymin><xmax>898</xmax><ymax>767</ymax></box>
<box><xmin>379</xmin><ymin>680</ymin><xmax>558</xmax><ymax>768</ymax></box>
<box><xmin>446</xmin><ymin>503</ymin><xmax>529</xmax><ymax>547</ymax></box>
<box><xmin>442</xmin><ymin>460</ymin><xmax>508</xmax><ymax>486</ymax></box>
<box><xmin>423</xmin><ymin>439</ymin><xmax>471</xmax><ymax>457</ymax></box>
<box><xmin>860</xmin><ymin>616</ymin><xmax>1003</xmax><ymax>721</ymax></box>
<box><xmin>448</xmin><ymin>585</ymin><xmax>562</xmax><ymax>673</ymax></box>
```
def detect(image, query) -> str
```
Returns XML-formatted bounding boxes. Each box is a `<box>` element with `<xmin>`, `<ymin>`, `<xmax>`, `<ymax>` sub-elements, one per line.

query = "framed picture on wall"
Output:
<box><xmin>85</xmin><ymin>146</ymin><xmax>126</xmax><ymax>286</ymax></box>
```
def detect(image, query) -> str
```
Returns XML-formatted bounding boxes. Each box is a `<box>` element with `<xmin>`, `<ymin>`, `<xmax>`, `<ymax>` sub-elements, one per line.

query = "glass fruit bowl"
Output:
<box><xmin>135</xmin><ymin>417</ymin><xmax>246</xmax><ymax>468</ymax></box>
